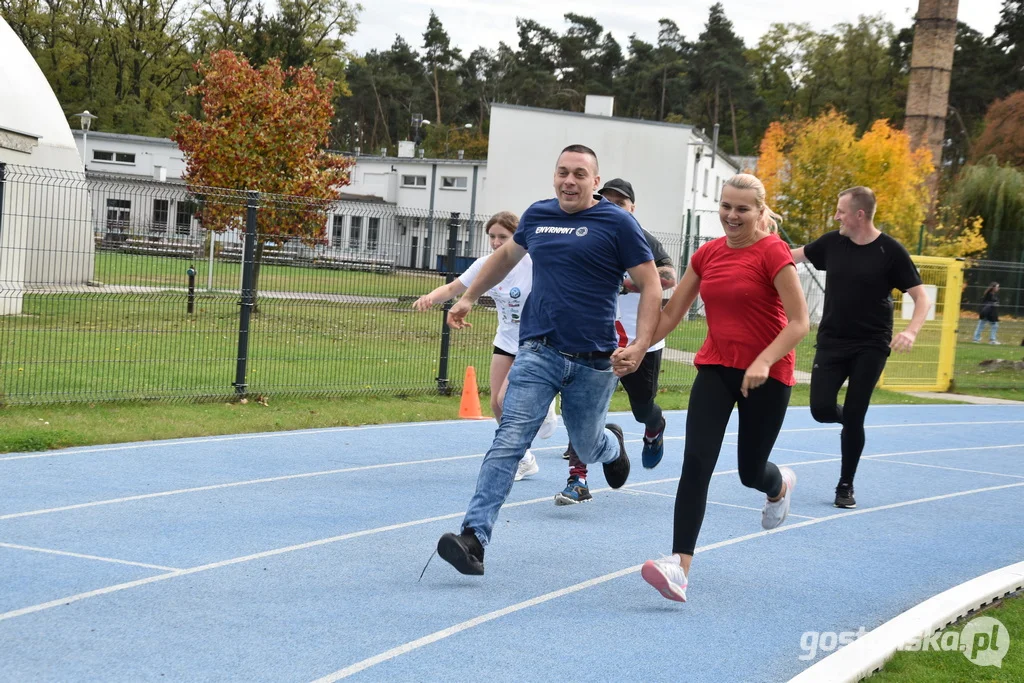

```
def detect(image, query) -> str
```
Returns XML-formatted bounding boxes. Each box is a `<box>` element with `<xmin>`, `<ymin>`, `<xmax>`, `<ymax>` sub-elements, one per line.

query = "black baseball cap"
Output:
<box><xmin>598</xmin><ymin>178</ymin><xmax>635</xmax><ymax>203</ymax></box>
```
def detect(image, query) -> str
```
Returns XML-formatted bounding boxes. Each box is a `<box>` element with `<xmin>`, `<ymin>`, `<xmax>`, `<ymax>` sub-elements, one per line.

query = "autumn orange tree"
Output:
<box><xmin>172</xmin><ymin>50</ymin><xmax>354</xmax><ymax>293</ymax></box>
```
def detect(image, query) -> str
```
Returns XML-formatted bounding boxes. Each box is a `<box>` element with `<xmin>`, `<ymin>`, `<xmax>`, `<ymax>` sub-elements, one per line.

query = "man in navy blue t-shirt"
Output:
<box><xmin>435</xmin><ymin>144</ymin><xmax>661</xmax><ymax>576</ymax></box>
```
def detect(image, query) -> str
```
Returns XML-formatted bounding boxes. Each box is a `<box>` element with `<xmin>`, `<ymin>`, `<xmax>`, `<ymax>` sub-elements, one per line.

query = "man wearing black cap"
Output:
<box><xmin>555</xmin><ymin>178</ymin><xmax>678</xmax><ymax>505</ymax></box>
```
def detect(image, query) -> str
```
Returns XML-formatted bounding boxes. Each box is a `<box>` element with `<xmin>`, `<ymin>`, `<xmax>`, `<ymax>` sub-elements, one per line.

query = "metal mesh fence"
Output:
<box><xmin>4</xmin><ymin>163</ymin><xmax>1012</xmax><ymax>405</ymax></box>
<box><xmin>953</xmin><ymin>259</ymin><xmax>1024</xmax><ymax>392</ymax></box>
<box><xmin>0</xmin><ymin>164</ymin><xmax>714</xmax><ymax>404</ymax></box>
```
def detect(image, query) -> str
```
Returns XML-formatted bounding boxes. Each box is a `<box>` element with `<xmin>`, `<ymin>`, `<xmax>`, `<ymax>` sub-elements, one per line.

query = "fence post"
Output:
<box><xmin>233</xmin><ymin>191</ymin><xmax>258</xmax><ymax>395</ymax></box>
<box><xmin>436</xmin><ymin>211</ymin><xmax>460</xmax><ymax>395</ymax></box>
<box><xmin>0</xmin><ymin>163</ymin><xmax>6</xmax><ymax>243</ymax></box>
<box><xmin>937</xmin><ymin>258</ymin><xmax>965</xmax><ymax>392</ymax></box>
<box><xmin>682</xmin><ymin>209</ymin><xmax>692</xmax><ymax>265</ymax></box>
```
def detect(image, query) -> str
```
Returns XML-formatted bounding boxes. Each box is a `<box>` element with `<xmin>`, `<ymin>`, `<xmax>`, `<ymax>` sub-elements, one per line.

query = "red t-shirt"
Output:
<box><xmin>690</xmin><ymin>234</ymin><xmax>797</xmax><ymax>386</ymax></box>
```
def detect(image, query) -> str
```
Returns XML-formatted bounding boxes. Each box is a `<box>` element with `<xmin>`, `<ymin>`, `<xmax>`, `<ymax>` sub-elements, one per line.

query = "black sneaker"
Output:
<box><xmin>834</xmin><ymin>482</ymin><xmax>856</xmax><ymax>509</ymax></box>
<box><xmin>603</xmin><ymin>423</ymin><xmax>630</xmax><ymax>489</ymax></box>
<box><xmin>562</xmin><ymin>443</ymin><xmax>575</xmax><ymax>460</ymax></box>
<box><xmin>437</xmin><ymin>528</ymin><xmax>485</xmax><ymax>575</ymax></box>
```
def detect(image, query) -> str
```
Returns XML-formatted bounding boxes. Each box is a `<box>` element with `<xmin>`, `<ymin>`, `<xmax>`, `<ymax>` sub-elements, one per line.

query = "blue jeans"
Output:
<box><xmin>973</xmin><ymin>319</ymin><xmax>998</xmax><ymax>342</ymax></box>
<box><xmin>461</xmin><ymin>338</ymin><xmax>621</xmax><ymax>546</ymax></box>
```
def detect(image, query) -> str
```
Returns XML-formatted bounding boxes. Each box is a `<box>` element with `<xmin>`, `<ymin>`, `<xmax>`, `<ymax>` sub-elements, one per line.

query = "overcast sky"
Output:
<box><xmin>345</xmin><ymin>0</ymin><xmax>1002</xmax><ymax>56</ymax></box>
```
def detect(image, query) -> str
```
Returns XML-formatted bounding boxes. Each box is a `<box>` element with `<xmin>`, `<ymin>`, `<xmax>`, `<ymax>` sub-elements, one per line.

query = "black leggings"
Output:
<box><xmin>619</xmin><ymin>348</ymin><xmax>664</xmax><ymax>430</ymax></box>
<box><xmin>809</xmin><ymin>346</ymin><xmax>889</xmax><ymax>484</ymax></box>
<box><xmin>673</xmin><ymin>365</ymin><xmax>791</xmax><ymax>556</ymax></box>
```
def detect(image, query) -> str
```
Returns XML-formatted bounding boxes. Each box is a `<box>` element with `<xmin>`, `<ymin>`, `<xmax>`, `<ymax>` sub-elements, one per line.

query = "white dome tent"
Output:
<box><xmin>0</xmin><ymin>15</ymin><xmax>93</xmax><ymax>315</ymax></box>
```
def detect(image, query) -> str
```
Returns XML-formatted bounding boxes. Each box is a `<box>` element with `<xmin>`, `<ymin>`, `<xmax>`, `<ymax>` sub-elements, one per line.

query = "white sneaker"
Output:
<box><xmin>641</xmin><ymin>555</ymin><xmax>688</xmax><ymax>602</ymax></box>
<box><xmin>537</xmin><ymin>399</ymin><xmax>558</xmax><ymax>439</ymax></box>
<box><xmin>761</xmin><ymin>466</ymin><xmax>797</xmax><ymax>530</ymax></box>
<box><xmin>515</xmin><ymin>450</ymin><xmax>539</xmax><ymax>481</ymax></box>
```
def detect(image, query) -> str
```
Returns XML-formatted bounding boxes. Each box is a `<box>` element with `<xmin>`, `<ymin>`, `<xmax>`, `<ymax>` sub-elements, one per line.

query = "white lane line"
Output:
<box><xmin>0</xmin><ymin>454</ymin><xmax>487</xmax><ymax>522</ymax></box>
<box><xmin>0</xmin><ymin>453</ymin><xmax>850</xmax><ymax>623</ymax></box>
<box><xmin>722</xmin><ymin>442</ymin><xmax>833</xmax><ymax>456</ymax></box>
<box><xmin>0</xmin><ymin>509</ymin><xmax>472</xmax><ymax>623</ymax></box>
<box><xmin>311</xmin><ymin>481</ymin><xmax>1024</xmax><ymax>681</ymax></box>
<box><xmin>619</xmin><ymin>489</ymin><xmax>820</xmax><ymax>520</ymax></box>
<box><xmin>866</xmin><ymin>443</ymin><xmax>1024</xmax><ymax>459</ymax></box>
<box><xmin>6</xmin><ymin>438</ymin><xmax>1019</xmax><ymax>525</ymax></box>
<box><xmin>867</xmin><ymin>459</ymin><xmax>1024</xmax><ymax>480</ymax></box>
<box><xmin>1</xmin><ymin>411</ymin><xmax>1017</xmax><ymax>463</ymax></box>
<box><xmin>0</xmin><ymin>542</ymin><xmax>180</xmax><ymax>571</ymax></box>
<box><xmin>2</xmin><ymin>451</ymin><xmax>1020</xmax><ymax>627</ymax></box>
<box><xmin>771</xmin><ymin>420</ymin><xmax>1024</xmax><ymax>435</ymax></box>
<box><xmin>0</xmin><ymin>419</ymin><xmax>492</xmax><ymax>462</ymax></box>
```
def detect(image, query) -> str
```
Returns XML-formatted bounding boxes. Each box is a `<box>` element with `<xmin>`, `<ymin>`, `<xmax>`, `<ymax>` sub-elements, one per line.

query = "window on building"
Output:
<box><xmin>367</xmin><ymin>217</ymin><xmax>379</xmax><ymax>251</ymax></box>
<box><xmin>332</xmin><ymin>215</ymin><xmax>345</xmax><ymax>248</ymax></box>
<box><xmin>441</xmin><ymin>176</ymin><xmax>467</xmax><ymax>190</ymax></box>
<box><xmin>349</xmin><ymin>216</ymin><xmax>362</xmax><ymax>249</ymax></box>
<box><xmin>152</xmin><ymin>199</ymin><xmax>169</xmax><ymax>233</ymax></box>
<box><xmin>714</xmin><ymin>177</ymin><xmax>721</xmax><ymax>201</ymax></box>
<box><xmin>93</xmin><ymin>150</ymin><xmax>136</xmax><ymax>164</ymax></box>
<box><xmin>175</xmin><ymin>201</ymin><xmax>193</xmax><ymax>236</ymax></box>
<box><xmin>106</xmin><ymin>198</ymin><xmax>131</xmax><ymax>231</ymax></box>
<box><xmin>401</xmin><ymin>175</ymin><xmax>427</xmax><ymax>188</ymax></box>
<box><xmin>703</xmin><ymin>169</ymin><xmax>709</xmax><ymax>197</ymax></box>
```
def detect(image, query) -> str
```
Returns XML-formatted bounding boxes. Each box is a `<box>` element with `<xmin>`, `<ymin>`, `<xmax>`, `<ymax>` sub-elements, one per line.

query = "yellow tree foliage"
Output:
<box><xmin>924</xmin><ymin>214</ymin><xmax>988</xmax><ymax>258</ymax></box>
<box><xmin>757</xmin><ymin>122</ymin><xmax>788</xmax><ymax>202</ymax></box>
<box><xmin>757</xmin><ymin>111</ymin><xmax>935</xmax><ymax>249</ymax></box>
<box><xmin>767</xmin><ymin>111</ymin><xmax>859</xmax><ymax>244</ymax></box>
<box><xmin>853</xmin><ymin>120</ymin><xmax>933</xmax><ymax>247</ymax></box>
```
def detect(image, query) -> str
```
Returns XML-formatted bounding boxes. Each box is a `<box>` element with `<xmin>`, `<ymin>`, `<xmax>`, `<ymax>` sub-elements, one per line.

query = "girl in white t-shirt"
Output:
<box><xmin>414</xmin><ymin>212</ymin><xmax>557</xmax><ymax>480</ymax></box>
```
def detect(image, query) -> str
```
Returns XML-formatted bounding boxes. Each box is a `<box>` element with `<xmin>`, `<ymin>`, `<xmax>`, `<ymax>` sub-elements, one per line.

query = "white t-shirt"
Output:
<box><xmin>615</xmin><ymin>288</ymin><xmax>666</xmax><ymax>353</ymax></box>
<box><xmin>458</xmin><ymin>253</ymin><xmax>533</xmax><ymax>355</ymax></box>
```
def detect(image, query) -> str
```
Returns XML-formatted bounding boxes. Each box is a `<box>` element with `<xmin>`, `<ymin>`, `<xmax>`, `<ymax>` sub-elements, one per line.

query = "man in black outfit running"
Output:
<box><xmin>792</xmin><ymin>186</ymin><xmax>930</xmax><ymax>509</ymax></box>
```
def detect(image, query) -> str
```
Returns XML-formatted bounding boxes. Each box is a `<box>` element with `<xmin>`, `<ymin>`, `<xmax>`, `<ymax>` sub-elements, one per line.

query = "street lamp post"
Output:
<box><xmin>72</xmin><ymin>110</ymin><xmax>98</xmax><ymax>168</ymax></box>
<box><xmin>445</xmin><ymin>123</ymin><xmax>473</xmax><ymax>158</ymax></box>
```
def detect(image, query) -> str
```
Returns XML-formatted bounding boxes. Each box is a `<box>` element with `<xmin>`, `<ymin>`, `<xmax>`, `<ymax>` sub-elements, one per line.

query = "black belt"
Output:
<box><xmin>534</xmin><ymin>336</ymin><xmax>613</xmax><ymax>360</ymax></box>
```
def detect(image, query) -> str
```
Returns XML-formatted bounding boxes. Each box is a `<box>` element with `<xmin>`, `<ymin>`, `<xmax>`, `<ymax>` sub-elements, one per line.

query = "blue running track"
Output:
<box><xmin>1</xmin><ymin>404</ymin><xmax>1022</xmax><ymax>681</ymax></box>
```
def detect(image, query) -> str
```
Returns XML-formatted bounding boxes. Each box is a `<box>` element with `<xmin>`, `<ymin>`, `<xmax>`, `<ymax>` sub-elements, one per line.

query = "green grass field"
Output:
<box><xmin>869</xmin><ymin>592</ymin><xmax>1023</xmax><ymax>682</ymax></box>
<box><xmin>952</xmin><ymin>316</ymin><xmax>1023</xmax><ymax>396</ymax></box>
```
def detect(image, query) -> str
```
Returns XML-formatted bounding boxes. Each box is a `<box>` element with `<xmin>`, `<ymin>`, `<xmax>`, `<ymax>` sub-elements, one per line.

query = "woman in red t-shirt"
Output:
<box><xmin>629</xmin><ymin>173</ymin><xmax>810</xmax><ymax>603</ymax></box>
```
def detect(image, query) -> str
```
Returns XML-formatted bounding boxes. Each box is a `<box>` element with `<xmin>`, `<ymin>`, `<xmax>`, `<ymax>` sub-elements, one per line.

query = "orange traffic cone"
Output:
<box><xmin>458</xmin><ymin>366</ymin><xmax>489</xmax><ymax>420</ymax></box>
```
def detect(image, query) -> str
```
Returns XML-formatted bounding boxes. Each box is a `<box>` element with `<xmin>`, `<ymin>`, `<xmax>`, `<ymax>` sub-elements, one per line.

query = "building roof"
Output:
<box><xmin>331</xmin><ymin>151</ymin><xmax>487</xmax><ymax>166</ymax></box>
<box><xmin>490</xmin><ymin>102</ymin><xmax>742</xmax><ymax>171</ymax></box>
<box><xmin>491</xmin><ymin>102</ymin><xmax>696</xmax><ymax>132</ymax></box>
<box><xmin>72</xmin><ymin>130</ymin><xmax>180</xmax><ymax>147</ymax></box>
<box><xmin>66</xmin><ymin>129</ymin><xmax>484</xmax><ymax>166</ymax></box>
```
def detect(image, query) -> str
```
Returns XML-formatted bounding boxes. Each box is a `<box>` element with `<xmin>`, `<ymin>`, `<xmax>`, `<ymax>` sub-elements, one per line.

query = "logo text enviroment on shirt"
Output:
<box><xmin>536</xmin><ymin>226</ymin><xmax>588</xmax><ymax>236</ymax></box>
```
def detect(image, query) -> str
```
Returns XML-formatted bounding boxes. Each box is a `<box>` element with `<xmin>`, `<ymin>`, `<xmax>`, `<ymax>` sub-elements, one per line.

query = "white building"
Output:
<box><xmin>70</xmin><ymin>131</ymin><xmax>489</xmax><ymax>271</ymax></box>
<box><xmin>486</xmin><ymin>98</ymin><xmax>741</xmax><ymax>258</ymax></box>
<box><xmin>0</xmin><ymin>15</ymin><xmax>93</xmax><ymax>314</ymax></box>
<box><xmin>62</xmin><ymin>97</ymin><xmax>754</xmax><ymax>274</ymax></box>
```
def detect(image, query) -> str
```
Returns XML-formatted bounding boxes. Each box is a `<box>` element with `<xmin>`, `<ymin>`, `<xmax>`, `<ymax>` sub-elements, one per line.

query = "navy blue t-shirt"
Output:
<box><xmin>513</xmin><ymin>197</ymin><xmax>654</xmax><ymax>353</ymax></box>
